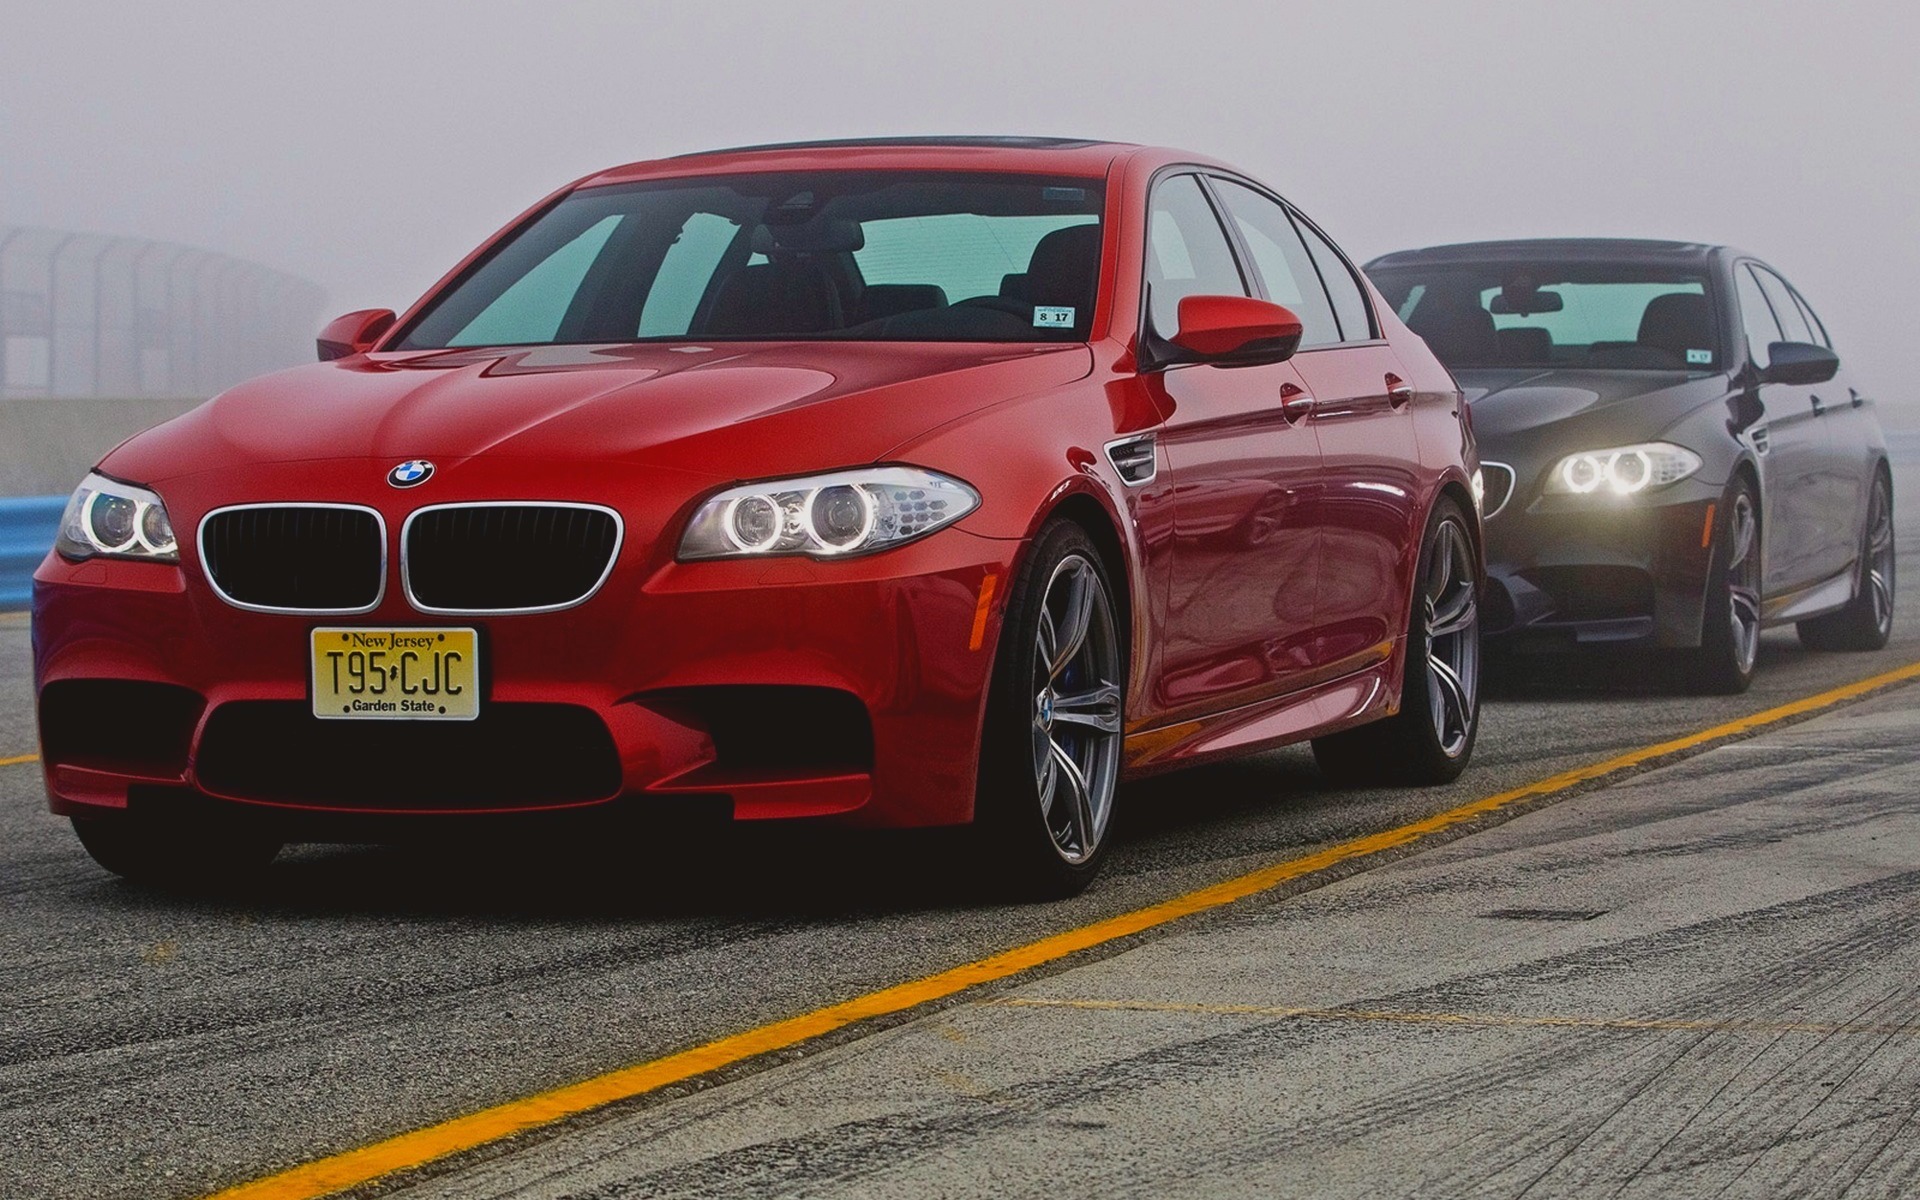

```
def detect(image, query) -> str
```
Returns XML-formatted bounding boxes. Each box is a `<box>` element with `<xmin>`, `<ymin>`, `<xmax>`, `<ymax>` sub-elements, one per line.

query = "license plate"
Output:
<box><xmin>311</xmin><ymin>627</ymin><xmax>479</xmax><ymax>720</ymax></box>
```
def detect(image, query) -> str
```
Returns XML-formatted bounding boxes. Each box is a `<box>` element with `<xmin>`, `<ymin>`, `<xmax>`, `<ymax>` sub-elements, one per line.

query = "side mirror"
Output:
<box><xmin>1167</xmin><ymin>295</ymin><xmax>1304</xmax><ymax>368</ymax></box>
<box><xmin>317</xmin><ymin>309</ymin><xmax>397</xmax><ymax>361</ymax></box>
<box><xmin>1762</xmin><ymin>341</ymin><xmax>1839</xmax><ymax>386</ymax></box>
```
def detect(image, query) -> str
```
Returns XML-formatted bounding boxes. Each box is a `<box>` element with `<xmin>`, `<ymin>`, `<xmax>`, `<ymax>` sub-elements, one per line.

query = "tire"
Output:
<box><xmin>1799</xmin><ymin>470</ymin><xmax>1895</xmax><ymax>652</ymax></box>
<box><xmin>1313</xmin><ymin>497</ymin><xmax>1480</xmax><ymax>787</ymax></box>
<box><xmin>71</xmin><ymin>816</ymin><xmax>281</xmax><ymax>888</ymax></box>
<box><xmin>1684</xmin><ymin>478</ymin><xmax>1763</xmax><ymax>694</ymax></box>
<box><xmin>973</xmin><ymin>521</ymin><xmax>1125</xmax><ymax>899</ymax></box>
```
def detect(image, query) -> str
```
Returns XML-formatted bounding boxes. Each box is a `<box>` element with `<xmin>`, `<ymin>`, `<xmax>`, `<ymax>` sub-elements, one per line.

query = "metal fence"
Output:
<box><xmin>0</xmin><ymin>224</ymin><xmax>326</xmax><ymax>399</ymax></box>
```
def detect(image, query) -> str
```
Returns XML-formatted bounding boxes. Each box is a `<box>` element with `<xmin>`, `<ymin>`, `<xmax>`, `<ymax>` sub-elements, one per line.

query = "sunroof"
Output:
<box><xmin>674</xmin><ymin>136</ymin><xmax>1107</xmax><ymax>158</ymax></box>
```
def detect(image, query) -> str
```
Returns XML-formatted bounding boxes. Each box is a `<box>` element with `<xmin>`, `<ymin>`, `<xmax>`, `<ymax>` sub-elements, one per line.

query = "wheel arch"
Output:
<box><xmin>1031</xmin><ymin>490</ymin><xmax>1136</xmax><ymax>680</ymax></box>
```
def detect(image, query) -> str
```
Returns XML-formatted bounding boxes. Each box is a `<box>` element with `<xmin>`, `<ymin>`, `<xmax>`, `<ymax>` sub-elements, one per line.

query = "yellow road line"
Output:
<box><xmin>204</xmin><ymin>656</ymin><xmax>1920</xmax><ymax>1200</ymax></box>
<box><xmin>987</xmin><ymin>996</ymin><xmax>1920</xmax><ymax>1037</ymax></box>
<box><xmin>0</xmin><ymin>753</ymin><xmax>38</xmax><ymax>768</ymax></box>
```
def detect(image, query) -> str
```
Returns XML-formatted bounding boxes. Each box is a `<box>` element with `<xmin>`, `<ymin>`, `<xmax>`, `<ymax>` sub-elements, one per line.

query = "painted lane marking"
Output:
<box><xmin>986</xmin><ymin>996</ymin><xmax>1920</xmax><ymax>1037</ymax></box>
<box><xmin>188</xmin><ymin>655</ymin><xmax>1920</xmax><ymax>1199</ymax></box>
<box><xmin>0</xmin><ymin>753</ymin><xmax>38</xmax><ymax>768</ymax></box>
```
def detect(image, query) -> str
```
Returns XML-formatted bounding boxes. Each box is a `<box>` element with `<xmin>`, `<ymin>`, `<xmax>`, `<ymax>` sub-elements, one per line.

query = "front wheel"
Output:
<box><xmin>1799</xmin><ymin>471</ymin><xmax>1895</xmax><ymax>652</ymax></box>
<box><xmin>1313</xmin><ymin>498</ymin><xmax>1480</xmax><ymax>787</ymax></box>
<box><xmin>1683</xmin><ymin>479</ymin><xmax>1763</xmax><ymax>694</ymax></box>
<box><xmin>973</xmin><ymin>521</ymin><xmax>1125</xmax><ymax>899</ymax></box>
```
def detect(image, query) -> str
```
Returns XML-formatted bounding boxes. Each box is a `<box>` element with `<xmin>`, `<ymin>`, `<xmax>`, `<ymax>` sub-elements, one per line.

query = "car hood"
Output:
<box><xmin>102</xmin><ymin>341</ymin><xmax>1094</xmax><ymax>486</ymax></box>
<box><xmin>1461</xmin><ymin>367</ymin><xmax>1731</xmax><ymax>453</ymax></box>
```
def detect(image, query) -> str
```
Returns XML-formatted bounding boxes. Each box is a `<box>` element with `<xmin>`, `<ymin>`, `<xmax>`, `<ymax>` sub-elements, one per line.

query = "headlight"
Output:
<box><xmin>1543</xmin><ymin>442</ymin><xmax>1702</xmax><ymax>497</ymax></box>
<box><xmin>678</xmin><ymin>466</ymin><xmax>980</xmax><ymax>561</ymax></box>
<box><xmin>54</xmin><ymin>472</ymin><xmax>179</xmax><ymax>563</ymax></box>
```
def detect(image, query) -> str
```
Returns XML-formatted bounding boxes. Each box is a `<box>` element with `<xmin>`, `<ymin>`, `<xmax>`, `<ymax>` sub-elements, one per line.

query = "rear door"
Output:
<box><xmin>1733</xmin><ymin>262</ymin><xmax>1827</xmax><ymax>595</ymax></box>
<box><xmin>1144</xmin><ymin>173</ymin><xmax>1325</xmax><ymax>715</ymax></box>
<box><xmin>1211</xmin><ymin>177</ymin><xmax>1421</xmax><ymax>678</ymax></box>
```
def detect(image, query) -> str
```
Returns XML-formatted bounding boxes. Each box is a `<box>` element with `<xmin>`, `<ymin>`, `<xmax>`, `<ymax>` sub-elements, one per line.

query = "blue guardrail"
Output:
<box><xmin>0</xmin><ymin>496</ymin><xmax>65</xmax><ymax>610</ymax></box>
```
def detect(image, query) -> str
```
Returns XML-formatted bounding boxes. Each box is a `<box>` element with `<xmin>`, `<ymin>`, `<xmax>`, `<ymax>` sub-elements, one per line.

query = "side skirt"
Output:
<box><xmin>1763</xmin><ymin>559</ymin><xmax>1857</xmax><ymax>626</ymax></box>
<box><xmin>1120</xmin><ymin>660</ymin><xmax>1397</xmax><ymax>778</ymax></box>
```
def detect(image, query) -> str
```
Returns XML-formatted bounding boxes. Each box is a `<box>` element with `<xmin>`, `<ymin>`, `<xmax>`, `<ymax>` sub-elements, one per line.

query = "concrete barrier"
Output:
<box><xmin>1</xmin><ymin>396</ymin><xmax>205</xmax><ymax>497</ymax></box>
<box><xmin>0</xmin><ymin>495</ymin><xmax>64</xmax><ymax>609</ymax></box>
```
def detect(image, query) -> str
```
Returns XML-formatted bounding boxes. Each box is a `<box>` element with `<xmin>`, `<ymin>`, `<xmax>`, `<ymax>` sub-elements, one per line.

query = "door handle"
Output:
<box><xmin>1280</xmin><ymin>381</ymin><xmax>1315</xmax><ymax>423</ymax></box>
<box><xmin>1385</xmin><ymin>374</ymin><xmax>1414</xmax><ymax>409</ymax></box>
<box><xmin>1810</xmin><ymin>394</ymin><xmax>1826</xmax><ymax>417</ymax></box>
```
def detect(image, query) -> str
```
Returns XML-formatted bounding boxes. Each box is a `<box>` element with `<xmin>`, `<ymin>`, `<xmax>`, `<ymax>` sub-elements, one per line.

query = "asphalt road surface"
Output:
<box><xmin>3</xmin><ymin>461</ymin><xmax>1917</xmax><ymax>1200</ymax></box>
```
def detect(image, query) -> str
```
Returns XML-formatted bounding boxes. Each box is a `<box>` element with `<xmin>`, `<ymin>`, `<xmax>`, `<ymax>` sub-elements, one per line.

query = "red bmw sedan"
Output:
<box><xmin>33</xmin><ymin>137</ymin><xmax>1481</xmax><ymax>896</ymax></box>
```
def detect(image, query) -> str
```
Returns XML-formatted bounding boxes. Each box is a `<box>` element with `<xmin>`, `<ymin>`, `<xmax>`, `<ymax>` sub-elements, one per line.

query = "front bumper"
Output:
<box><xmin>32</xmin><ymin>516</ymin><xmax>1016</xmax><ymax>833</ymax></box>
<box><xmin>1481</xmin><ymin>478</ymin><xmax>1721</xmax><ymax>650</ymax></box>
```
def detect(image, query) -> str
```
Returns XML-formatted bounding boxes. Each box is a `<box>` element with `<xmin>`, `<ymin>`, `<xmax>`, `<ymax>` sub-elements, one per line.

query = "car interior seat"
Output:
<box><xmin>1635</xmin><ymin>292</ymin><xmax>1714</xmax><ymax>366</ymax></box>
<box><xmin>999</xmin><ymin>223</ymin><xmax>1101</xmax><ymax>332</ymax></box>
<box><xmin>701</xmin><ymin>223</ymin><xmax>853</xmax><ymax>336</ymax></box>
<box><xmin>1497</xmin><ymin>326</ymin><xmax>1554</xmax><ymax>364</ymax></box>
<box><xmin>1406</xmin><ymin>289</ymin><xmax>1499</xmax><ymax>364</ymax></box>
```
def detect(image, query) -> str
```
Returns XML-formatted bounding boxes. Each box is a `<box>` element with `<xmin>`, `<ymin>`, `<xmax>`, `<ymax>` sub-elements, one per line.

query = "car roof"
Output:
<box><xmin>581</xmin><ymin>136</ymin><xmax>1144</xmax><ymax>187</ymax></box>
<box><xmin>1366</xmin><ymin>238</ymin><xmax>1729</xmax><ymax>271</ymax></box>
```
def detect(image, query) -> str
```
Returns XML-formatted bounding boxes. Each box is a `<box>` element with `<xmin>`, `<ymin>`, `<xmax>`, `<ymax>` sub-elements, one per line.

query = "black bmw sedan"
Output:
<box><xmin>1366</xmin><ymin>239</ymin><xmax>1893</xmax><ymax>692</ymax></box>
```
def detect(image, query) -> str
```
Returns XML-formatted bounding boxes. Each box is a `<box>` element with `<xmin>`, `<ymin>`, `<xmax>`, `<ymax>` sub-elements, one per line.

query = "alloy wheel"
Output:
<box><xmin>1726</xmin><ymin>492</ymin><xmax>1762</xmax><ymax>673</ymax></box>
<box><xmin>1029</xmin><ymin>554</ymin><xmax>1122</xmax><ymax>864</ymax></box>
<box><xmin>1866</xmin><ymin>478</ymin><xmax>1896</xmax><ymax>637</ymax></box>
<box><xmin>1423</xmin><ymin>518</ymin><xmax>1480</xmax><ymax>758</ymax></box>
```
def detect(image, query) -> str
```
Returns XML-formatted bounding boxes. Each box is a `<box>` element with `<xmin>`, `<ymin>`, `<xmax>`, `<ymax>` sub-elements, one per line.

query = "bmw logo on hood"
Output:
<box><xmin>388</xmin><ymin>459</ymin><xmax>434</xmax><ymax>488</ymax></box>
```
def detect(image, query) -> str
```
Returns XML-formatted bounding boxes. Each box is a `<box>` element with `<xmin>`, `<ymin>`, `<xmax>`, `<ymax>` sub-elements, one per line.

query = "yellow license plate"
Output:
<box><xmin>311</xmin><ymin>627</ymin><xmax>479</xmax><ymax>720</ymax></box>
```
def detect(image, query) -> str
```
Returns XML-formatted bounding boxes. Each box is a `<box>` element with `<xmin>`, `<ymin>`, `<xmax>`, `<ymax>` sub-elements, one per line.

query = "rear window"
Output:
<box><xmin>1369</xmin><ymin>263</ymin><xmax>1720</xmax><ymax>371</ymax></box>
<box><xmin>395</xmin><ymin>171</ymin><xmax>1106</xmax><ymax>349</ymax></box>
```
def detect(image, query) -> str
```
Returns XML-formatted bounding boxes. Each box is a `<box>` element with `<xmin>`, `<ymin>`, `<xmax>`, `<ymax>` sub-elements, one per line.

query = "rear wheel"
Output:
<box><xmin>1313</xmin><ymin>498</ymin><xmax>1480</xmax><ymax>787</ymax></box>
<box><xmin>1799</xmin><ymin>471</ymin><xmax>1895</xmax><ymax>652</ymax></box>
<box><xmin>1684</xmin><ymin>479</ymin><xmax>1762</xmax><ymax>694</ymax></box>
<box><xmin>71</xmin><ymin>817</ymin><xmax>281</xmax><ymax>888</ymax></box>
<box><xmin>974</xmin><ymin>522</ymin><xmax>1124</xmax><ymax>899</ymax></box>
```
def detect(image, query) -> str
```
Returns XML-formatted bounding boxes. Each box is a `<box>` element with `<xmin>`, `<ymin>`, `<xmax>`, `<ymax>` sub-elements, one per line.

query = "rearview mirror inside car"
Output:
<box><xmin>1488</xmin><ymin>289</ymin><xmax>1564</xmax><ymax>315</ymax></box>
<box><xmin>1762</xmin><ymin>341</ymin><xmax>1840</xmax><ymax>386</ymax></box>
<box><xmin>317</xmin><ymin>309</ymin><xmax>397</xmax><ymax>361</ymax></box>
<box><xmin>1166</xmin><ymin>295</ymin><xmax>1304</xmax><ymax>368</ymax></box>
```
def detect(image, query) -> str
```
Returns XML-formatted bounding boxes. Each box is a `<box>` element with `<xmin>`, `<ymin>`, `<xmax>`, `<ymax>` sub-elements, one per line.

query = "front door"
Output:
<box><xmin>1143</xmin><ymin>173</ymin><xmax>1325</xmax><ymax>716</ymax></box>
<box><xmin>1735</xmin><ymin>262</ymin><xmax>1830</xmax><ymax>596</ymax></box>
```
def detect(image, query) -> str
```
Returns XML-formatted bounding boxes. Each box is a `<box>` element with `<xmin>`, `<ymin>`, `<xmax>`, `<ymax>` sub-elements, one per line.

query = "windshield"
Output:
<box><xmin>395</xmin><ymin>171</ymin><xmax>1106</xmax><ymax>349</ymax></box>
<box><xmin>1368</xmin><ymin>262</ymin><xmax>1721</xmax><ymax>371</ymax></box>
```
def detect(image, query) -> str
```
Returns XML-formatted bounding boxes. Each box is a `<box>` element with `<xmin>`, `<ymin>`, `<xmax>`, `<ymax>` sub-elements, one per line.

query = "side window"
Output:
<box><xmin>1144</xmin><ymin>174</ymin><xmax>1248</xmax><ymax>338</ymax></box>
<box><xmin>1291</xmin><ymin>213</ymin><xmax>1374</xmax><ymax>342</ymax></box>
<box><xmin>638</xmin><ymin>212</ymin><xmax>740</xmax><ymax>336</ymax></box>
<box><xmin>1790</xmin><ymin>287</ymin><xmax>1832</xmax><ymax>349</ymax></box>
<box><xmin>1734</xmin><ymin>265</ymin><xmax>1782</xmax><ymax>369</ymax></box>
<box><xmin>448</xmin><ymin>215</ymin><xmax>622</xmax><ymax>346</ymax></box>
<box><xmin>1753</xmin><ymin>266</ymin><xmax>1813</xmax><ymax>346</ymax></box>
<box><xmin>1210</xmin><ymin>179</ymin><xmax>1339</xmax><ymax>348</ymax></box>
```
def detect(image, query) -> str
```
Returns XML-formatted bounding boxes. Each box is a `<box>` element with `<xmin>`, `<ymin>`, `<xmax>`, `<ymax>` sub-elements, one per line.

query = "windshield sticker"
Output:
<box><xmin>1033</xmin><ymin>306</ymin><xmax>1076</xmax><ymax>329</ymax></box>
<box><xmin>1687</xmin><ymin>348</ymin><xmax>1713</xmax><ymax>365</ymax></box>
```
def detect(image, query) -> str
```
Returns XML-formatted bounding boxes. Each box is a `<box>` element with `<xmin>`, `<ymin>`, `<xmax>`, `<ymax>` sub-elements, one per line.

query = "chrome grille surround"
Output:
<box><xmin>401</xmin><ymin>501</ymin><xmax>624</xmax><ymax>616</ymax></box>
<box><xmin>196</xmin><ymin>503</ymin><xmax>387</xmax><ymax>615</ymax></box>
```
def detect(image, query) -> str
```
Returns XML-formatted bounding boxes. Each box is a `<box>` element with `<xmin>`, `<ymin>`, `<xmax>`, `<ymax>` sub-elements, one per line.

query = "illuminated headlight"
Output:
<box><xmin>678</xmin><ymin>466</ymin><xmax>980</xmax><ymax>560</ymax></box>
<box><xmin>54</xmin><ymin>472</ymin><xmax>179</xmax><ymax>562</ymax></box>
<box><xmin>1543</xmin><ymin>442</ymin><xmax>1702</xmax><ymax>497</ymax></box>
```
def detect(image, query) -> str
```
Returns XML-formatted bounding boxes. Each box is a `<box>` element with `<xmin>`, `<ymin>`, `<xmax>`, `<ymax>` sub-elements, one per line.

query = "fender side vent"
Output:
<box><xmin>1105</xmin><ymin>434</ymin><xmax>1157</xmax><ymax>486</ymax></box>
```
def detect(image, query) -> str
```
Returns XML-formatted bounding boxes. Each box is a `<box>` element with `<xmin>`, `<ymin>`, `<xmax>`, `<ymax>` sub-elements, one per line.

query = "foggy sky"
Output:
<box><xmin>3</xmin><ymin>0</ymin><xmax>1916</xmax><ymax>419</ymax></box>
